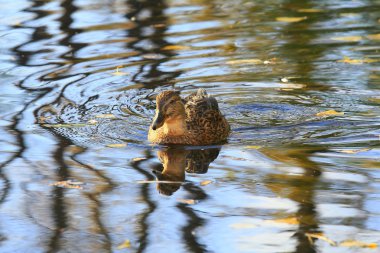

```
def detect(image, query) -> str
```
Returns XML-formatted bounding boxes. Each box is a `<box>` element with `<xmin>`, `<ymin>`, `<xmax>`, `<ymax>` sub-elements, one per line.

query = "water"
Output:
<box><xmin>0</xmin><ymin>0</ymin><xmax>380</xmax><ymax>252</ymax></box>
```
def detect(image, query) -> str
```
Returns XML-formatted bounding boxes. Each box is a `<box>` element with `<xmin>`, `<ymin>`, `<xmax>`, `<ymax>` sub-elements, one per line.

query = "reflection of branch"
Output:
<box><xmin>125</xmin><ymin>0</ymin><xmax>181</xmax><ymax>88</ymax></box>
<box><xmin>71</xmin><ymin>150</ymin><xmax>116</xmax><ymax>251</ymax></box>
<box><xmin>130</xmin><ymin>150</ymin><xmax>156</xmax><ymax>253</ymax></box>
<box><xmin>47</xmin><ymin>138</ymin><xmax>70</xmax><ymax>253</ymax></box>
<box><xmin>177</xmin><ymin>183</ymin><xmax>208</xmax><ymax>253</ymax></box>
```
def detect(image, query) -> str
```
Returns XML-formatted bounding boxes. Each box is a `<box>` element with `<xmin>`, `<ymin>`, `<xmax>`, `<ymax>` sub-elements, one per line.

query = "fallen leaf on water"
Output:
<box><xmin>42</xmin><ymin>123</ymin><xmax>87</xmax><ymax>128</ymax></box>
<box><xmin>95</xmin><ymin>114</ymin><xmax>117</xmax><ymax>119</ymax></box>
<box><xmin>142</xmin><ymin>53</ymin><xmax>165</xmax><ymax>59</ymax></box>
<box><xmin>338</xmin><ymin>148</ymin><xmax>371</xmax><ymax>154</ymax></box>
<box><xmin>245</xmin><ymin>146</ymin><xmax>262</xmax><ymax>149</ymax></box>
<box><xmin>117</xmin><ymin>239</ymin><xmax>131</xmax><ymax>249</ymax></box>
<box><xmin>331</xmin><ymin>36</ymin><xmax>363</xmax><ymax>42</ymax></box>
<box><xmin>227</xmin><ymin>59</ymin><xmax>262</xmax><ymax>65</ymax></box>
<box><xmin>367</xmin><ymin>34</ymin><xmax>380</xmax><ymax>40</ymax></box>
<box><xmin>132</xmin><ymin>157</ymin><xmax>147</xmax><ymax>162</ymax></box>
<box><xmin>87</xmin><ymin>119</ymin><xmax>98</xmax><ymax>125</ymax></box>
<box><xmin>297</xmin><ymin>8</ymin><xmax>323</xmax><ymax>13</ymax></box>
<box><xmin>305</xmin><ymin>232</ymin><xmax>336</xmax><ymax>246</ymax></box>
<box><xmin>162</xmin><ymin>45</ymin><xmax>190</xmax><ymax>51</ymax></box>
<box><xmin>338</xmin><ymin>56</ymin><xmax>378</xmax><ymax>64</ymax></box>
<box><xmin>106</xmin><ymin>143</ymin><xmax>127</xmax><ymax>148</ymax></box>
<box><xmin>316</xmin><ymin>110</ymin><xmax>344</xmax><ymax>117</ymax></box>
<box><xmin>339</xmin><ymin>239</ymin><xmax>377</xmax><ymax>248</ymax></box>
<box><xmin>279</xmin><ymin>83</ymin><xmax>306</xmax><ymax>89</ymax></box>
<box><xmin>340</xmin><ymin>13</ymin><xmax>360</xmax><ymax>18</ymax></box>
<box><xmin>50</xmin><ymin>180</ymin><xmax>84</xmax><ymax>189</ymax></box>
<box><xmin>177</xmin><ymin>199</ymin><xmax>197</xmax><ymax>205</ymax></box>
<box><xmin>276</xmin><ymin>17</ymin><xmax>307</xmax><ymax>23</ymax></box>
<box><xmin>111</xmin><ymin>66</ymin><xmax>128</xmax><ymax>76</ymax></box>
<box><xmin>152</xmin><ymin>23</ymin><xmax>165</xmax><ymax>28</ymax></box>
<box><xmin>200</xmin><ymin>180</ymin><xmax>212</xmax><ymax>186</ymax></box>
<box><xmin>270</xmin><ymin>217</ymin><xmax>299</xmax><ymax>225</ymax></box>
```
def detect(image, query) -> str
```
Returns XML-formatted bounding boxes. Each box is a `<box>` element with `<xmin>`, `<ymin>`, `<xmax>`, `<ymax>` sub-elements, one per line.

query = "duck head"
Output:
<box><xmin>151</xmin><ymin>91</ymin><xmax>186</xmax><ymax>133</ymax></box>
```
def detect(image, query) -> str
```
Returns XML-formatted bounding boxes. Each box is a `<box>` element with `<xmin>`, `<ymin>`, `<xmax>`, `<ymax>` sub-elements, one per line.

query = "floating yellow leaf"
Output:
<box><xmin>276</xmin><ymin>17</ymin><xmax>307</xmax><ymax>23</ymax></box>
<box><xmin>367</xmin><ymin>34</ymin><xmax>380</xmax><ymax>40</ymax></box>
<box><xmin>340</xmin><ymin>13</ymin><xmax>360</xmax><ymax>18</ymax></box>
<box><xmin>87</xmin><ymin>119</ymin><xmax>98</xmax><ymax>125</ymax></box>
<box><xmin>177</xmin><ymin>199</ymin><xmax>197</xmax><ymax>205</ymax></box>
<box><xmin>338</xmin><ymin>56</ymin><xmax>378</xmax><ymax>64</ymax></box>
<box><xmin>50</xmin><ymin>180</ymin><xmax>84</xmax><ymax>189</ymax></box>
<box><xmin>142</xmin><ymin>53</ymin><xmax>164</xmax><ymax>59</ymax></box>
<box><xmin>331</xmin><ymin>36</ymin><xmax>363</xmax><ymax>42</ymax></box>
<box><xmin>111</xmin><ymin>66</ymin><xmax>128</xmax><ymax>76</ymax></box>
<box><xmin>227</xmin><ymin>59</ymin><xmax>262</xmax><ymax>65</ymax></box>
<box><xmin>132</xmin><ymin>157</ymin><xmax>147</xmax><ymax>162</ymax></box>
<box><xmin>117</xmin><ymin>239</ymin><xmax>131</xmax><ymax>249</ymax></box>
<box><xmin>316</xmin><ymin>110</ymin><xmax>344</xmax><ymax>117</ymax></box>
<box><xmin>95</xmin><ymin>114</ymin><xmax>117</xmax><ymax>119</ymax></box>
<box><xmin>340</xmin><ymin>240</ymin><xmax>377</xmax><ymax>248</ymax></box>
<box><xmin>270</xmin><ymin>217</ymin><xmax>299</xmax><ymax>225</ymax></box>
<box><xmin>338</xmin><ymin>148</ymin><xmax>370</xmax><ymax>154</ymax></box>
<box><xmin>106</xmin><ymin>143</ymin><xmax>127</xmax><ymax>148</ymax></box>
<box><xmin>245</xmin><ymin>146</ymin><xmax>262</xmax><ymax>149</ymax></box>
<box><xmin>305</xmin><ymin>232</ymin><xmax>336</xmax><ymax>246</ymax></box>
<box><xmin>200</xmin><ymin>180</ymin><xmax>212</xmax><ymax>186</ymax></box>
<box><xmin>162</xmin><ymin>45</ymin><xmax>190</xmax><ymax>51</ymax></box>
<box><xmin>297</xmin><ymin>8</ymin><xmax>323</xmax><ymax>13</ymax></box>
<box><xmin>280</xmin><ymin>83</ymin><xmax>306</xmax><ymax>89</ymax></box>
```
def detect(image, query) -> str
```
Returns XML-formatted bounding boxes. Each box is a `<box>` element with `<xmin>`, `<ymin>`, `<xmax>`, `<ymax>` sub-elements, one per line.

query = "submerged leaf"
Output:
<box><xmin>339</xmin><ymin>240</ymin><xmax>377</xmax><ymax>248</ymax></box>
<box><xmin>227</xmin><ymin>59</ymin><xmax>262</xmax><ymax>65</ymax></box>
<box><xmin>367</xmin><ymin>34</ymin><xmax>380</xmax><ymax>40</ymax></box>
<box><xmin>87</xmin><ymin>119</ymin><xmax>98</xmax><ymax>125</ymax></box>
<box><xmin>316</xmin><ymin>110</ymin><xmax>344</xmax><ymax>117</ymax></box>
<box><xmin>117</xmin><ymin>239</ymin><xmax>131</xmax><ymax>249</ymax></box>
<box><xmin>297</xmin><ymin>8</ymin><xmax>323</xmax><ymax>13</ymax></box>
<box><xmin>338</xmin><ymin>56</ymin><xmax>378</xmax><ymax>64</ymax></box>
<box><xmin>106</xmin><ymin>143</ymin><xmax>127</xmax><ymax>148</ymax></box>
<box><xmin>276</xmin><ymin>17</ymin><xmax>307</xmax><ymax>22</ymax></box>
<box><xmin>338</xmin><ymin>148</ymin><xmax>371</xmax><ymax>154</ymax></box>
<box><xmin>245</xmin><ymin>145</ymin><xmax>262</xmax><ymax>150</ymax></box>
<box><xmin>95</xmin><ymin>114</ymin><xmax>117</xmax><ymax>119</ymax></box>
<box><xmin>331</xmin><ymin>36</ymin><xmax>363</xmax><ymax>42</ymax></box>
<box><xmin>269</xmin><ymin>217</ymin><xmax>299</xmax><ymax>225</ymax></box>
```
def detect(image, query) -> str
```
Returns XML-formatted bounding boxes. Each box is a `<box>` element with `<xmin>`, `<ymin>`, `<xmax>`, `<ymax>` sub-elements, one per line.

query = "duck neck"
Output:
<box><xmin>163</xmin><ymin>115</ymin><xmax>187</xmax><ymax>136</ymax></box>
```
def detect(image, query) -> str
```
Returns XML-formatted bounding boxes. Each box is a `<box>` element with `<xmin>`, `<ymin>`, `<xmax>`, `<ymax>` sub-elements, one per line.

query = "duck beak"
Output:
<box><xmin>152</xmin><ymin>112</ymin><xmax>164</xmax><ymax>130</ymax></box>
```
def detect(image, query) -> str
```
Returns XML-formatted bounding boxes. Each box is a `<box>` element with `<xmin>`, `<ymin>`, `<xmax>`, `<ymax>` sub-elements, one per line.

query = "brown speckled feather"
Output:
<box><xmin>148</xmin><ymin>89</ymin><xmax>230</xmax><ymax>145</ymax></box>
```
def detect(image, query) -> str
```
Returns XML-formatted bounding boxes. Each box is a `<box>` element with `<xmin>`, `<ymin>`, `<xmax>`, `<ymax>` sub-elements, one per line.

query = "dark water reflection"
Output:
<box><xmin>0</xmin><ymin>0</ymin><xmax>380</xmax><ymax>252</ymax></box>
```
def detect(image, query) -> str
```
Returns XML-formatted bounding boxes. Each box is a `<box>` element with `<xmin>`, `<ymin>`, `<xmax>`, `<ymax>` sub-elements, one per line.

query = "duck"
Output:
<box><xmin>148</xmin><ymin>89</ymin><xmax>230</xmax><ymax>145</ymax></box>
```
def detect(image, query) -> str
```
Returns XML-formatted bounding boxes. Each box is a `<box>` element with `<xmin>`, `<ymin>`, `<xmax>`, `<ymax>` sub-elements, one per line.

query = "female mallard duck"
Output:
<box><xmin>148</xmin><ymin>89</ymin><xmax>230</xmax><ymax>145</ymax></box>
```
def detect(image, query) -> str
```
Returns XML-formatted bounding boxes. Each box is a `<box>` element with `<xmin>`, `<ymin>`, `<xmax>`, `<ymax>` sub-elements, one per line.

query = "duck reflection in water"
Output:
<box><xmin>153</xmin><ymin>146</ymin><xmax>221</xmax><ymax>196</ymax></box>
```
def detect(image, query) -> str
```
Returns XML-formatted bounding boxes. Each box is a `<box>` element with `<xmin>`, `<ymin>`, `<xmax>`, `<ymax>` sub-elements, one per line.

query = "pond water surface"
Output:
<box><xmin>0</xmin><ymin>0</ymin><xmax>380</xmax><ymax>252</ymax></box>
